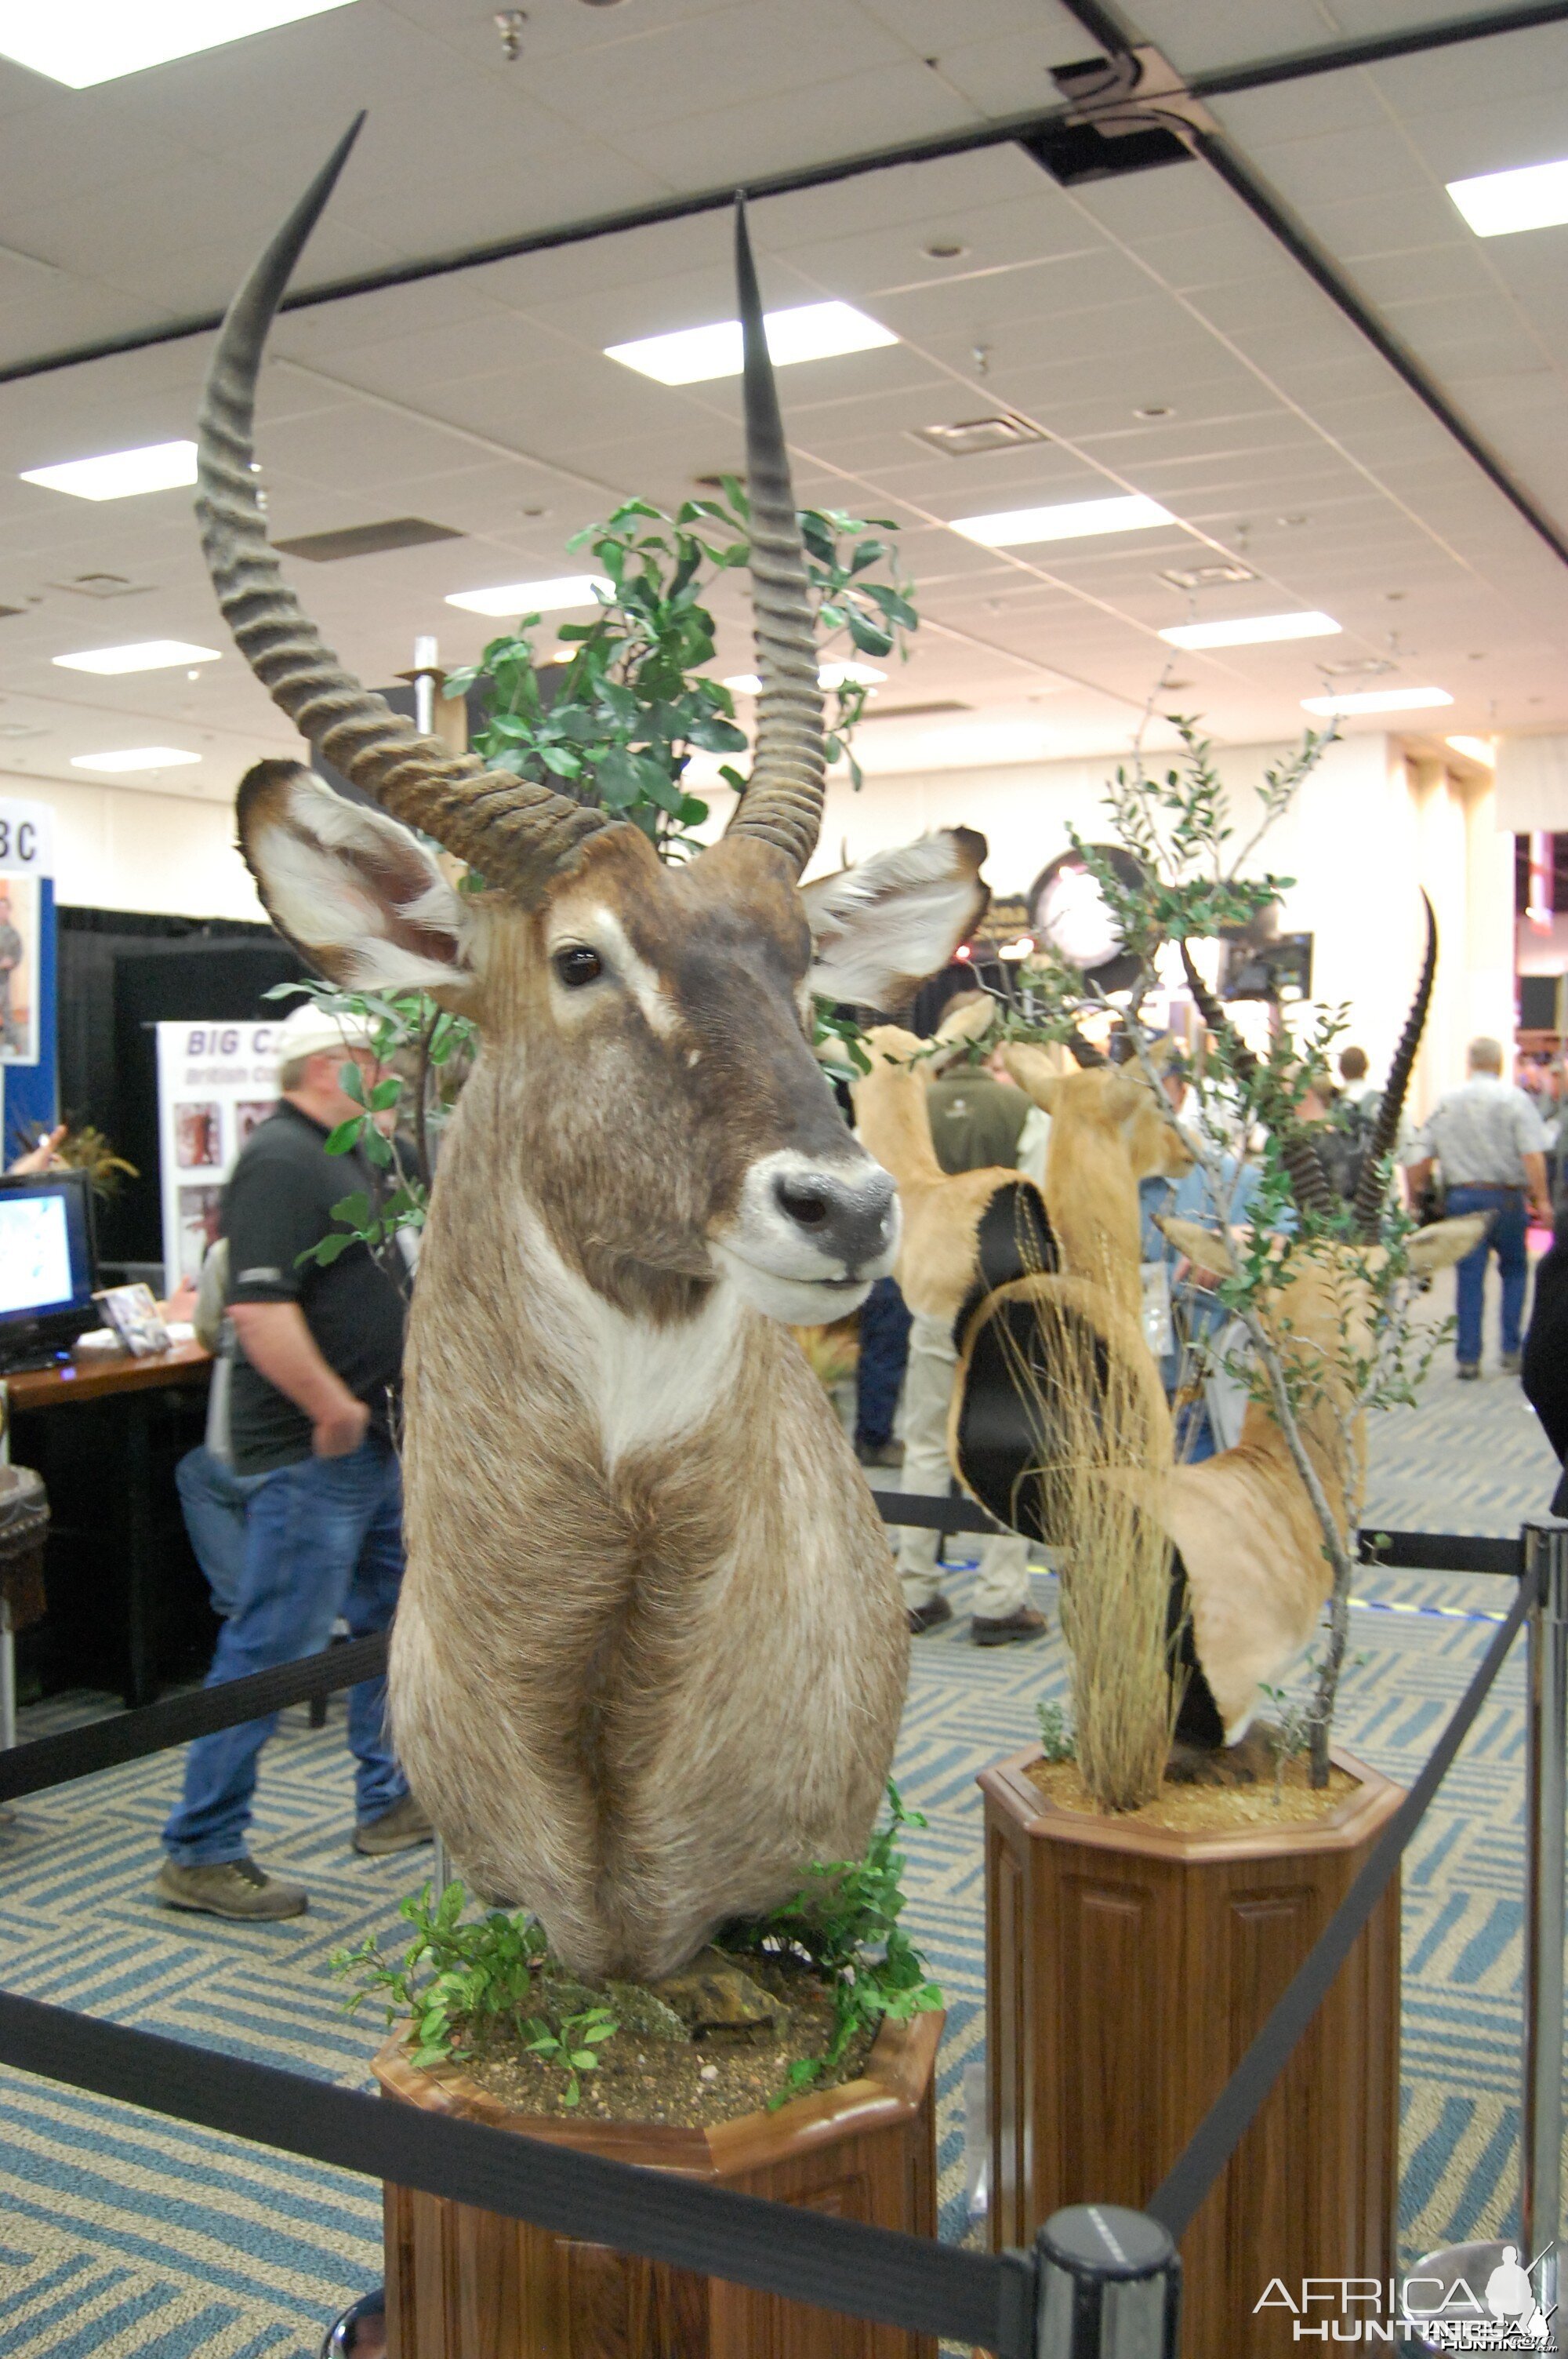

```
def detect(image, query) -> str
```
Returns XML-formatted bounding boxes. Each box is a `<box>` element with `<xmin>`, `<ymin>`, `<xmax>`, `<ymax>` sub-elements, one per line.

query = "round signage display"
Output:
<box><xmin>1026</xmin><ymin>843</ymin><xmax>1145</xmax><ymax>994</ymax></box>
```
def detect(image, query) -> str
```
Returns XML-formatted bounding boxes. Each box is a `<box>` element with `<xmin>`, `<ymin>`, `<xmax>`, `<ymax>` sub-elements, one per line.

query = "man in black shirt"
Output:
<box><xmin>157</xmin><ymin>1003</ymin><xmax>427</xmax><ymax>1918</ymax></box>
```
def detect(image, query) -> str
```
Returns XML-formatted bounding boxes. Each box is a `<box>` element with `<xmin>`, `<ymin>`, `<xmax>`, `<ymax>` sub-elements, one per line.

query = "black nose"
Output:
<box><xmin>772</xmin><ymin>1165</ymin><xmax>895</xmax><ymax>1269</ymax></box>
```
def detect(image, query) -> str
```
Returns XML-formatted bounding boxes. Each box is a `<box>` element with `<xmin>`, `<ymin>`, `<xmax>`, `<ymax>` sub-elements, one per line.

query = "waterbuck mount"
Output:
<box><xmin>194</xmin><ymin>120</ymin><xmax>989</xmax><ymax>1981</ymax></box>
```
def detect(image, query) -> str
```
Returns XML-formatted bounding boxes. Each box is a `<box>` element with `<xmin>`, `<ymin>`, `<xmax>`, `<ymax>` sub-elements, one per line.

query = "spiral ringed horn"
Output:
<box><xmin>722</xmin><ymin>197</ymin><xmax>826</xmax><ymax>878</ymax></box>
<box><xmin>1350</xmin><ymin>891</ymin><xmax>1436</xmax><ymax>1240</ymax></box>
<box><xmin>1180</xmin><ymin>942</ymin><xmax>1338</xmax><ymax>1223</ymax></box>
<box><xmin>195</xmin><ymin>115</ymin><xmax>614</xmax><ymax>903</ymax></box>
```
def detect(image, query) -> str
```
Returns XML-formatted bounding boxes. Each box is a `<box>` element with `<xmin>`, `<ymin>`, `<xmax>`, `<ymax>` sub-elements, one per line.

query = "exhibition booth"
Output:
<box><xmin>1</xmin><ymin>5</ymin><xmax>1567</xmax><ymax>2358</ymax></box>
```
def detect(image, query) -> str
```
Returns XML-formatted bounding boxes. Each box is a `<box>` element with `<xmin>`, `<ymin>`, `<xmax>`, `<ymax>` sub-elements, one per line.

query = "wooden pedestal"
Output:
<box><xmin>981</xmin><ymin>1748</ymin><xmax>1402</xmax><ymax>2358</ymax></box>
<box><xmin>375</xmin><ymin>2008</ymin><xmax>942</xmax><ymax>2359</ymax></box>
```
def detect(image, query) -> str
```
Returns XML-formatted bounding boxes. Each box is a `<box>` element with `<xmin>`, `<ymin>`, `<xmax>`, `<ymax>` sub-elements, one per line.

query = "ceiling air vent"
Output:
<box><xmin>273</xmin><ymin>518</ymin><xmax>464</xmax><ymax>563</ymax></box>
<box><xmin>1322</xmin><ymin>656</ymin><xmax>1396</xmax><ymax>680</ymax></box>
<box><xmin>1160</xmin><ymin>562</ymin><xmax>1256</xmax><ymax>591</ymax></box>
<box><xmin>49</xmin><ymin>571</ymin><xmax>153</xmax><ymax>599</ymax></box>
<box><xmin>858</xmin><ymin>700</ymin><xmax>972</xmax><ymax>723</ymax></box>
<box><xmin>913</xmin><ymin>416</ymin><xmax>1047</xmax><ymax>459</ymax></box>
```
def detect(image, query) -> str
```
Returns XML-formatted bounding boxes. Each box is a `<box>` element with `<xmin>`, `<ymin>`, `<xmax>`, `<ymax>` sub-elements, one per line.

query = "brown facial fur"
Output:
<box><xmin>474</xmin><ymin>828</ymin><xmax>855</xmax><ymax>1321</ymax></box>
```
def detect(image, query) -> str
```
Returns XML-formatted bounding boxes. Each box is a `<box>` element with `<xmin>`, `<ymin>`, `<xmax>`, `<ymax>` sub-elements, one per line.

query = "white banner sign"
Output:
<box><xmin>0</xmin><ymin>798</ymin><xmax>51</xmax><ymax>877</ymax></box>
<box><xmin>156</xmin><ymin>1020</ymin><xmax>285</xmax><ymax>1284</ymax></box>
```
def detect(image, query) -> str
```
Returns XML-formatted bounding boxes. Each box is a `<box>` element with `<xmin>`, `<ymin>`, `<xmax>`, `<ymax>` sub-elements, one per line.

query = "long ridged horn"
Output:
<box><xmin>1180</xmin><ymin>943</ymin><xmax>1338</xmax><ymax>1223</ymax></box>
<box><xmin>723</xmin><ymin>198</ymin><xmax>825</xmax><ymax>877</ymax></box>
<box><xmin>196</xmin><ymin>118</ymin><xmax>612</xmax><ymax>901</ymax></box>
<box><xmin>1351</xmin><ymin>892</ymin><xmax>1436</xmax><ymax>1240</ymax></box>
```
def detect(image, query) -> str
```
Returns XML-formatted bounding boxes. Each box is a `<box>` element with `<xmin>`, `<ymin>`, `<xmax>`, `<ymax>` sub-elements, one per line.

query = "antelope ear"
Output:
<box><xmin>860</xmin><ymin>1023</ymin><xmax>925</xmax><ymax>1070</ymax></box>
<box><xmin>802</xmin><ymin>827</ymin><xmax>989</xmax><ymax>1011</ymax></box>
<box><xmin>1406</xmin><ymin>1212</ymin><xmax>1491</xmax><ymax>1275</ymax></box>
<box><xmin>1158</xmin><ymin>1216</ymin><xmax>1236</xmax><ymax>1278</ymax></box>
<box><xmin>1003</xmin><ymin>1045</ymin><xmax>1062</xmax><ymax>1111</ymax></box>
<box><xmin>237</xmin><ymin>761</ymin><xmax>480</xmax><ymax>993</ymax></box>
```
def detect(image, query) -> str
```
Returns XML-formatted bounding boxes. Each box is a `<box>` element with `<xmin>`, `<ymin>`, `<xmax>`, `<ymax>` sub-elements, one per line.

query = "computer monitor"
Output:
<box><xmin>0</xmin><ymin>1169</ymin><xmax>98</xmax><ymax>1373</ymax></box>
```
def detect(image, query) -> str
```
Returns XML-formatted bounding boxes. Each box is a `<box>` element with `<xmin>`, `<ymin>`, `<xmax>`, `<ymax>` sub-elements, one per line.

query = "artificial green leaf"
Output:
<box><xmin>324</xmin><ymin>1118</ymin><xmax>364</xmax><ymax>1155</ymax></box>
<box><xmin>864</xmin><ymin>582</ymin><xmax>918</xmax><ymax>629</ymax></box>
<box><xmin>688</xmin><ymin>715</ymin><xmax>747</xmax><ymax>752</ymax></box>
<box><xmin>331</xmin><ymin>1190</ymin><xmax>373</xmax><ymax>1229</ymax></box>
<box><xmin>845</xmin><ymin>609</ymin><xmax>895</xmax><ymax>657</ymax></box>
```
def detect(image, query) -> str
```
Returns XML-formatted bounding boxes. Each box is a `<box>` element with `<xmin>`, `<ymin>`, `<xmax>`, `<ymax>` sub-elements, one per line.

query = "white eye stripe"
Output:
<box><xmin>546</xmin><ymin>905</ymin><xmax>677</xmax><ymax>1038</ymax></box>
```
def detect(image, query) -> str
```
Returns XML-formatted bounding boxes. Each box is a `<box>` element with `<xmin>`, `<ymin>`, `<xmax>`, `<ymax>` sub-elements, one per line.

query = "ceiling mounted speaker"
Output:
<box><xmin>1027</xmin><ymin>843</ymin><xmax>1144</xmax><ymax>994</ymax></box>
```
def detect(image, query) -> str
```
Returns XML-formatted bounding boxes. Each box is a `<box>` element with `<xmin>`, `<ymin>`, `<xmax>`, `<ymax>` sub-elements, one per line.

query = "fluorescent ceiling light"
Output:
<box><xmin>71</xmin><ymin>746</ymin><xmax>200</xmax><ymax>773</ymax></box>
<box><xmin>950</xmin><ymin>494</ymin><xmax>1173</xmax><ymax>547</ymax></box>
<box><xmin>1301</xmin><ymin>686</ymin><xmax>1453</xmax><ymax>717</ymax></box>
<box><xmin>1447</xmin><ymin>157</ymin><xmax>1568</xmax><ymax>238</ymax></box>
<box><xmin>723</xmin><ymin>662</ymin><xmax>886</xmax><ymax>694</ymax></box>
<box><xmin>0</xmin><ymin>1</ymin><xmax>358</xmax><ymax>88</ymax></box>
<box><xmin>445</xmin><ymin>574</ymin><xmax>610</xmax><ymax>619</ymax></box>
<box><xmin>1446</xmin><ymin>734</ymin><xmax>1497</xmax><ymax>765</ymax></box>
<box><xmin>53</xmin><ymin>639</ymin><xmax>221</xmax><ymax>674</ymax></box>
<box><xmin>21</xmin><ymin>438</ymin><xmax>198</xmax><ymax>501</ymax></box>
<box><xmin>606</xmin><ymin>302</ymin><xmax>897</xmax><ymax>387</ymax></box>
<box><xmin>1158</xmin><ymin>609</ymin><xmax>1340</xmax><ymax>651</ymax></box>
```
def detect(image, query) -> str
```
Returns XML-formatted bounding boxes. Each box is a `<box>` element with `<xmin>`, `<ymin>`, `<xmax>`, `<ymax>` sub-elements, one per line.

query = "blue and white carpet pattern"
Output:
<box><xmin>0</xmin><ymin>1284</ymin><xmax>1559</xmax><ymax>2356</ymax></box>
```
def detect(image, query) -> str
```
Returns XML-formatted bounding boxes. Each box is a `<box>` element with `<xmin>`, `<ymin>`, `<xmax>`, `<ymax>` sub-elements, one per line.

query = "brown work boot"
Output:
<box><xmin>352</xmin><ymin>1792</ymin><xmax>433</xmax><ymax>1856</ymax></box>
<box><xmin>972</xmin><ymin>1605</ymin><xmax>1049</xmax><ymax>1648</ymax></box>
<box><xmin>906</xmin><ymin>1595</ymin><xmax>954</xmax><ymax>1636</ymax></box>
<box><xmin>154</xmin><ymin>1856</ymin><xmax>307</xmax><ymax>1920</ymax></box>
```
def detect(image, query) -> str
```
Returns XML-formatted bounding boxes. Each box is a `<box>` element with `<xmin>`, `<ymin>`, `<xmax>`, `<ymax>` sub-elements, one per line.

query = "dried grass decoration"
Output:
<box><xmin>989</xmin><ymin>1243</ymin><xmax>1184</xmax><ymax>1814</ymax></box>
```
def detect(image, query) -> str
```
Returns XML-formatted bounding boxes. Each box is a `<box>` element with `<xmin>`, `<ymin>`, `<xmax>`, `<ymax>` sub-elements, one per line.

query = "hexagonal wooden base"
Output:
<box><xmin>374</xmin><ymin>2008</ymin><xmax>942</xmax><ymax>2359</ymax></box>
<box><xmin>981</xmin><ymin>1747</ymin><xmax>1402</xmax><ymax>2359</ymax></box>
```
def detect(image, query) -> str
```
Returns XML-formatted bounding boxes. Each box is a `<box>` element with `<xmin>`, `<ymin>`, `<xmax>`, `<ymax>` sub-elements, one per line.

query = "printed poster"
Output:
<box><xmin>156</xmin><ymin>1020</ymin><xmax>285</xmax><ymax>1283</ymax></box>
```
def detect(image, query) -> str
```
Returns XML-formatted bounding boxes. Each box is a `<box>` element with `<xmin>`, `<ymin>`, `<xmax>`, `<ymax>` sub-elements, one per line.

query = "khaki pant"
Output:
<box><xmin>894</xmin><ymin>1310</ymin><xmax>1033</xmax><ymax>1617</ymax></box>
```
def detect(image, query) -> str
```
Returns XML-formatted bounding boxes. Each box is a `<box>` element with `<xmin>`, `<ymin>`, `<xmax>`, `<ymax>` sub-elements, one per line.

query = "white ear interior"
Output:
<box><xmin>247</xmin><ymin>769</ymin><xmax>477</xmax><ymax>991</ymax></box>
<box><xmin>803</xmin><ymin>828</ymin><xmax>987</xmax><ymax>1010</ymax></box>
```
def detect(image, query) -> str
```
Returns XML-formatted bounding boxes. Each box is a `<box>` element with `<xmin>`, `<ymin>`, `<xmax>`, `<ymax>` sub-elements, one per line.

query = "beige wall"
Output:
<box><xmin>5</xmin><ymin>768</ymin><xmax>263</xmax><ymax>921</ymax></box>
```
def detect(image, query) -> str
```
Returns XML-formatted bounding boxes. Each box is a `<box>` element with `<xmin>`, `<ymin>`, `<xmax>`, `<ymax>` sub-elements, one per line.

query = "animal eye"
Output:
<box><xmin>553</xmin><ymin>944</ymin><xmax>602</xmax><ymax>988</ymax></box>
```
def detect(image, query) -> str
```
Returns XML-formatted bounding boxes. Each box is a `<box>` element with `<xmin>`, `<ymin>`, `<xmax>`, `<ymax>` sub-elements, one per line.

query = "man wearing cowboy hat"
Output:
<box><xmin>156</xmin><ymin>1000</ymin><xmax>429</xmax><ymax>1919</ymax></box>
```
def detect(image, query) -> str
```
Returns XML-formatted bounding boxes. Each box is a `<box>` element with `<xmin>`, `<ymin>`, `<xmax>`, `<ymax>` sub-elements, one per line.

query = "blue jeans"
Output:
<box><xmin>175</xmin><ymin>1446</ymin><xmax>269</xmax><ymax>1617</ymax></box>
<box><xmin>1447</xmin><ymin>1184</ymin><xmax>1530</xmax><ymax>1367</ymax></box>
<box><xmin>855</xmin><ymin>1275</ymin><xmax>912</xmax><ymax>1451</ymax></box>
<box><xmin>163</xmin><ymin>1432</ymin><xmax>408</xmax><ymax>1866</ymax></box>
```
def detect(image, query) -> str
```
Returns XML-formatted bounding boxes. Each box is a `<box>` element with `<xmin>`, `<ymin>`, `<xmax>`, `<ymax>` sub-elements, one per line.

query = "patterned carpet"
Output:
<box><xmin>0</xmin><ymin>1269</ymin><xmax>1559</xmax><ymax>2357</ymax></box>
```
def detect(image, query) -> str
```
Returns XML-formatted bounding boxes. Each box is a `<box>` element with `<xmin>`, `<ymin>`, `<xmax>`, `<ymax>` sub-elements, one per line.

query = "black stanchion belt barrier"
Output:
<box><xmin>0</xmin><ymin>1503</ymin><xmax>1534</xmax><ymax>2349</ymax></box>
<box><xmin>0</xmin><ymin>1630</ymin><xmax>389</xmax><ymax>1805</ymax></box>
<box><xmin>869</xmin><ymin>1490</ymin><xmax>1527</xmax><ymax>1576</ymax></box>
<box><xmin>0</xmin><ymin>1990</ymin><xmax>1035</xmax><ymax>2354</ymax></box>
<box><xmin>1145</xmin><ymin>1555</ymin><xmax>1537</xmax><ymax>2238</ymax></box>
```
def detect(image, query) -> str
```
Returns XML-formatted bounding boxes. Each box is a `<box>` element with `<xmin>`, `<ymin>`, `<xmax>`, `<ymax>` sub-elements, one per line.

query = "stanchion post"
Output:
<box><xmin>1032</xmin><ymin>2205</ymin><xmax>1180</xmax><ymax>2357</ymax></box>
<box><xmin>1522</xmin><ymin>1519</ymin><xmax>1568</xmax><ymax>2297</ymax></box>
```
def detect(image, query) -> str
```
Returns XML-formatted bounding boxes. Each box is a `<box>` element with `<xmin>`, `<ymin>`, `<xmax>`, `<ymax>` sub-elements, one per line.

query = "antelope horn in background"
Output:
<box><xmin>723</xmin><ymin>198</ymin><xmax>826</xmax><ymax>878</ymax></box>
<box><xmin>1351</xmin><ymin>890</ymin><xmax>1436</xmax><ymax>1240</ymax></box>
<box><xmin>196</xmin><ymin>117</ymin><xmax>612</xmax><ymax>902</ymax></box>
<box><xmin>1180</xmin><ymin>943</ymin><xmax>1338</xmax><ymax>1223</ymax></box>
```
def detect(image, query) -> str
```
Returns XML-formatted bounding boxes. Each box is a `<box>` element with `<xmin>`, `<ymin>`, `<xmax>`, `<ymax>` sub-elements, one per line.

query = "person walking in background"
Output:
<box><xmin>852</xmin><ymin>1275</ymin><xmax>911</xmax><ymax>1469</ymax></box>
<box><xmin>156</xmin><ymin>1001</ymin><xmax>428</xmax><ymax>1921</ymax></box>
<box><xmin>1337</xmin><ymin>1044</ymin><xmax>1375</xmax><ymax>1106</ymax></box>
<box><xmin>1408</xmin><ymin>1037</ymin><xmax>1552</xmax><ymax>1381</ymax></box>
